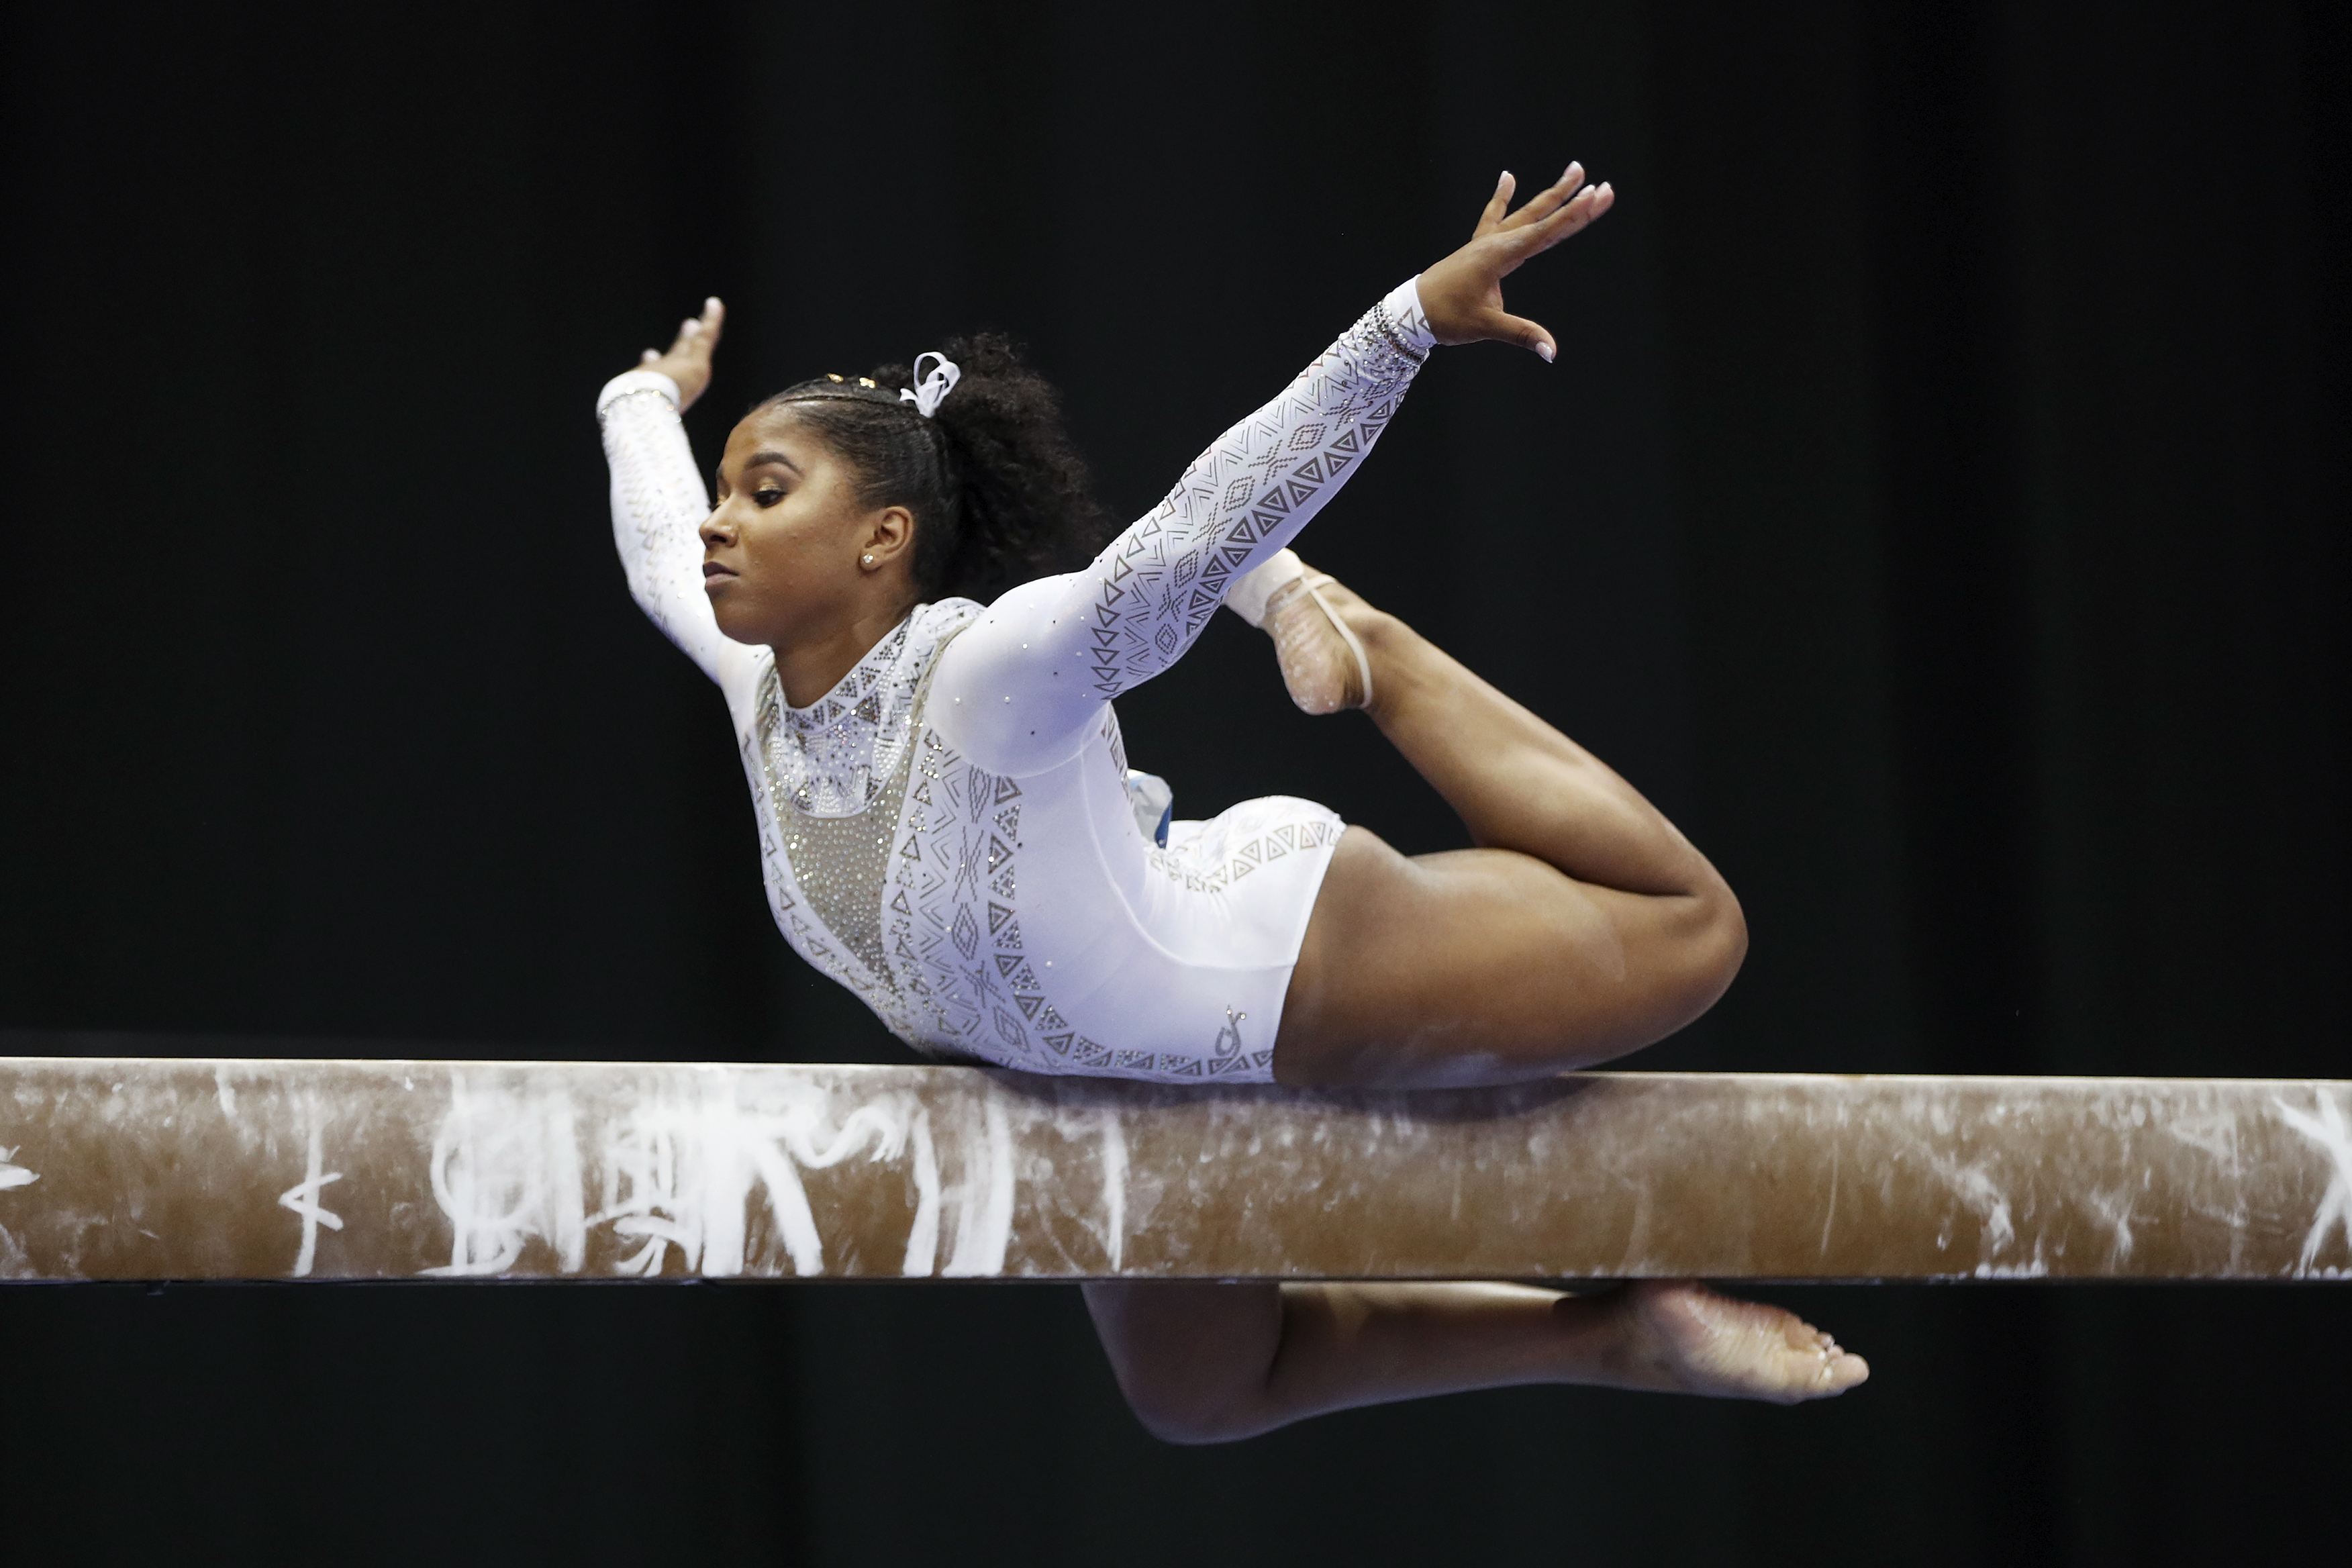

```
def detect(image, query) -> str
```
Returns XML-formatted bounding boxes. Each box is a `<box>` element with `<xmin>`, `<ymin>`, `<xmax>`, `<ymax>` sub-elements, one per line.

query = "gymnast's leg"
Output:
<box><xmin>1093</xmin><ymin>578</ymin><xmax>1860</xmax><ymax>1437</ymax></box>
<box><xmin>1274</xmin><ymin>573</ymin><xmax>1747</xmax><ymax>1088</ymax></box>
<box><xmin>1085</xmin><ymin>570</ymin><xmax>1844</xmax><ymax>1441</ymax></box>
<box><xmin>1083</xmin><ymin>1279</ymin><xmax>1869</xmax><ymax>1444</ymax></box>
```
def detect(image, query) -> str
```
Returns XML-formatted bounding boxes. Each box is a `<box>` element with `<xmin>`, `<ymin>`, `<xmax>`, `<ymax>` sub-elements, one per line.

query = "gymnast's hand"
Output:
<box><xmin>1417</xmin><ymin>164</ymin><xmax>1613</xmax><ymax>362</ymax></box>
<box><xmin>632</xmin><ymin>296</ymin><xmax>726</xmax><ymax>410</ymax></box>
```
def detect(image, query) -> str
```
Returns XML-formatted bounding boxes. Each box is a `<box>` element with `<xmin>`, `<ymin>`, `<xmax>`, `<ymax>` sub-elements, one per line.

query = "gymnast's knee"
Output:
<box><xmin>1673</xmin><ymin>870</ymin><xmax>1749</xmax><ymax>1022</ymax></box>
<box><xmin>1082</xmin><ymin>1281</ymin><xmax>1282</xmax><ymax>1445</ymax></box>
<box><xmin>1114</xmin><ymin>1377</ymin><xmax>1269</xmax><ymax>1447</ymax></box>
<box><xmin>1100</xmin><ymin>1350</ymin><xmax>1277</xmax><ymax>1446</ymax></box>
<box><xmin>1559</xmin><ymin>864</ymin><xmax>1750</xmax><ymax>1046</ymax></box>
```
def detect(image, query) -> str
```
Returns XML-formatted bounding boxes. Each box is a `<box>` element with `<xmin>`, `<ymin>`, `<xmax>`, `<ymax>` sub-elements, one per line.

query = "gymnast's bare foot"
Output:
<box><xmin>1609</xmin><ymin>1279</ymin><xmax>1869</xmax><ymax>1404</ymax></box>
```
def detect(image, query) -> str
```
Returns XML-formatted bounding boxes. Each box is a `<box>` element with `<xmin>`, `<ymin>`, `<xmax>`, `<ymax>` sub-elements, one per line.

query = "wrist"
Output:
<box><xmin>1383</xmin><ymin>277</ymin><xmax>1437</xmax><ymax>356</ymax></box>
<box><xmin>597</xmin><ymin>368</ymin><xmax>683</xmax><ymax>417</ymax></box>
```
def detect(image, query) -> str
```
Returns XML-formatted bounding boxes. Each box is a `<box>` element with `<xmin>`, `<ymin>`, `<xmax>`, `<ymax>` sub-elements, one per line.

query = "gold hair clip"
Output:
<box><xmin>857</xmin><ymin>377</ymin><xmax>878</xmax><ymax>389</ymax></box>
<box><xmin>826</xmin><ymin>373</ymin><xmax>844</xmax><ymax>383</ymax></box>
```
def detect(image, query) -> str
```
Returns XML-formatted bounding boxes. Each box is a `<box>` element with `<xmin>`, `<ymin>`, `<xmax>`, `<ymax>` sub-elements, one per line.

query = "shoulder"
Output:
<box><xmin>922</xmin><ymin>580</ymin><xmax>1104</xmax><ymax>775</ymax></box>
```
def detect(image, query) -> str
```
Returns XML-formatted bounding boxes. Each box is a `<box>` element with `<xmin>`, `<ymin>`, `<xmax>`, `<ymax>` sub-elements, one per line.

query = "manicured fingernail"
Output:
<box><xmin>642</xmin><ymin>348</ymin><xmax>658</xmax><ymax>361</ymax></box>
<box><xmin>705</xmin><ymin>296</ymin><xmax>720</xmax><ymax>311</ymax></box>
<box><xmin>1500</xmin><ymin>169</ymin><xmax>1512</xmax><ymax>184</ymax></box>
<box><xmin>1537</xmin><ymin>342</ymin><xmax>1556</xmax><ymax>363</ymax></box>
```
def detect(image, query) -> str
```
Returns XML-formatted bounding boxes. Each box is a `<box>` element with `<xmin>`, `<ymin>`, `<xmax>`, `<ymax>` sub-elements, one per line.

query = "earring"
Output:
<box><xmin>861</xmin><ymin>553</ymin><xmax>875</xmax><ymax>567</ymax></box>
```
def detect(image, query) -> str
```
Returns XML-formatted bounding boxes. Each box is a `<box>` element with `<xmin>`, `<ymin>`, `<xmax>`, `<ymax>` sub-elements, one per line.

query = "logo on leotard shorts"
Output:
<box><xmin>1214</xmin><ymin>1008</ymin><xmax>1247</xmax><ymax>1059</ymax></box>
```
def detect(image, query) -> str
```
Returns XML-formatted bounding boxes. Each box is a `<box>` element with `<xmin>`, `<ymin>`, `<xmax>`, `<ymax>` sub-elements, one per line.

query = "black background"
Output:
<box><xmin>3</xmin><ymin>1</ymin><xmax>2347</xmax><ymax>1561</ymax></box>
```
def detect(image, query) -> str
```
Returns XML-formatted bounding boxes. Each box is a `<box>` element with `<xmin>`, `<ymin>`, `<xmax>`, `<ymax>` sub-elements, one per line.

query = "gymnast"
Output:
<box><xmin>599</xmin><ymin>164</ymin><xmax>1868</xmax><ymax>1440</ymax></box>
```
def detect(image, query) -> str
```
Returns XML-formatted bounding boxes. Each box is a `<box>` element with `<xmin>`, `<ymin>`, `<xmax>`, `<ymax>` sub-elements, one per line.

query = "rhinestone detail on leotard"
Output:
<box><xmin>755</xmin><ymin>609</ymin><xmax>976</xmax><ymax>819</ymax></box>
<box><xmin>744</xmin><ymin>604</ymin><xmax>977</xmax><ymax>1047</ymax></box>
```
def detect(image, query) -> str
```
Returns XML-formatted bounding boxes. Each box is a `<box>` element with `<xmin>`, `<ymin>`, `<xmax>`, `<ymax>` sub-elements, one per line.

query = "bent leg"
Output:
<box><xmin>1277</xmin><ymin>582</ymin><xmax>1745</xmax><ymax>1087</ymax></box>
<box><xmin>1282</xmin><ymin>831</ymin><xmax>1742</xmax><ymax>1085</ymax></box>
<box><xmin>1083</xmin><ymin>1279</ymin><xmax>1868</xmax><ymax>1446</ymax></box>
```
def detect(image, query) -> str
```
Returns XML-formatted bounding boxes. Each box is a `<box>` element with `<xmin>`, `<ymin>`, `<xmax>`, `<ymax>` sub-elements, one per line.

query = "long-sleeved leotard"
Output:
<box><xmin>599</xmin><ymin>279</ymin><xmax>1432</xmax><ymax>1081</ymax></box>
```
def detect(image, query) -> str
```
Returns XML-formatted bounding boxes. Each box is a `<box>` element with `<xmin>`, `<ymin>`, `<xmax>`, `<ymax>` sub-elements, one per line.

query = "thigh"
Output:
<box><xmin>1274</xmin><ymin>826</ymin><xmax>1738</xmax><ymax>1087</ymax></box>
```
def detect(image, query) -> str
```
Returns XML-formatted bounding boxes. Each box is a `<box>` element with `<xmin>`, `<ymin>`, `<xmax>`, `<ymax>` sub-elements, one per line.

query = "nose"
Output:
<box><xmin>699</xmin><ymin>507</ymin><xmax>734</xmax><ymax>548</ymax></box>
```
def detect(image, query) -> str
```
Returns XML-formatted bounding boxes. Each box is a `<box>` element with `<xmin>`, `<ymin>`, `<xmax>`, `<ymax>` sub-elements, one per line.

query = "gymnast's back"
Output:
<box><xmin>597</xmin><ymin>281</ymin><xmax>1432</xmax><ymax>1083</ymax></box>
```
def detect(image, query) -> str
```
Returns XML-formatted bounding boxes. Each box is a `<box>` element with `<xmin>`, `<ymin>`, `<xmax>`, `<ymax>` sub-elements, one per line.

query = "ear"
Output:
<box><xmin>859</xmin><ymin>505</ymin><xmax>916</xmax><ymax>572</ymax></box>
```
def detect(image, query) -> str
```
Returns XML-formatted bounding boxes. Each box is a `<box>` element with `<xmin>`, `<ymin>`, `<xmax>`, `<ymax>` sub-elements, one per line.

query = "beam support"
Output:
<box><xmin>1</xmin><ymin>1057</ymin><xmax>2346</xmax><ymax>1282</ymax></box>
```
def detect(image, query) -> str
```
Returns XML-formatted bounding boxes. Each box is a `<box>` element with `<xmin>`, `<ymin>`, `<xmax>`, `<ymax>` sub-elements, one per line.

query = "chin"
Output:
<box><xmin>705</xmin><ymin>593</ymin><xmax>748</xmax><ymax>642</ymax></box>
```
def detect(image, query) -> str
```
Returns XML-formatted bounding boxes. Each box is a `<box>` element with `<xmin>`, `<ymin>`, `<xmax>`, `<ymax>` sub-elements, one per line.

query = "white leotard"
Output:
<box><xmin>599</xmin><ymin>280</ymin><xmax>1432</xmax><ymax>1082</ymax></box>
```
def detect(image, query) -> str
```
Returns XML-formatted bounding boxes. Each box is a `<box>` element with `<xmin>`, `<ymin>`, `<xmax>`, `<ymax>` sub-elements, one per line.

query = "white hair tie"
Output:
<box><xmin>899</xmin><ymin>352</ymin><xmax>961</xmax><ymax>419</ymax></box>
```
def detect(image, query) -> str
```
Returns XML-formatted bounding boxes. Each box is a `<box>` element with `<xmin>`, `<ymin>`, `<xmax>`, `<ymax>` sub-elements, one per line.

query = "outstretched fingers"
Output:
<box><xmin>1473</xmin><ymin>163</ymin><xmax>1588</xmax><ymax>240</ymax></box>
<box><xmin>1471</xmin><ymin>170</ymin><xmax>1518</xmax><ymax>239</ymax></box>
<box><xmin>1476</xmin><ymin>183</ymin><xmax>1614</xmax><ymax>359</ymax></box>
<box><xmin>1479</xmin><ymin>169</ymin><xmax>1615</xmax><ymax>358</ymax></box>
<box><xmin>632</xmin><ymin>295</ymin><xmax>726</xmax><ymax>409</ymax></box>
<box><xmin>1497</xmin><ymin>161</ymin><xmax>1587</xmax><ymax>230</ymax></box>
<box><xmin>1512</xmin><ymin>180</ymin><xmax>1613</xmax><ymax>258</ymax></box>
<box><xmin>645</xmin><ymin>295</ymin><xmax>724</xmax><ymax>362</ymax></box>
<box><xmin>1421</xmin><ymin>163</ymin><xmax>1616</xmax><ymax>358</ymax></box>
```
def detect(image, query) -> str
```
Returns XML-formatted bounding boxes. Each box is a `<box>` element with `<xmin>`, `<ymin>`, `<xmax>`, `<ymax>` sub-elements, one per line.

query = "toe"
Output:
<box><xmin>1819</xmin><ymin>1351</ymin><xmax>1870</xmax><ymax>1395</ymax></box>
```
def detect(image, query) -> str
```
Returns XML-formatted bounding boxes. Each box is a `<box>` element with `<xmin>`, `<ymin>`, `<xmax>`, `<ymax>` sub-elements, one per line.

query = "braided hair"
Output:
<box><xmin>756</xmin><ymin>334</ymin><xmax>1112</xmax><ymax>604</ymax></box>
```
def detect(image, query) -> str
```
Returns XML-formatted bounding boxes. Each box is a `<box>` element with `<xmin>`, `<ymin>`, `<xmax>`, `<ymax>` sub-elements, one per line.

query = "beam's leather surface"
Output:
<box><xmin>1</xmin><ymin>1058</ymin><xmax>2345</xmax><ymax>1282</ymax></box>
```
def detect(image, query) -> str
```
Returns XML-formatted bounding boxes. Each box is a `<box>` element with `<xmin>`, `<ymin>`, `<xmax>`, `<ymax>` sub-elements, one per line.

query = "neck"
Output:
<box><xmin>772</xmin><ymin>599</ymin><xmax>919</xmax><ymax>708</ymax></box>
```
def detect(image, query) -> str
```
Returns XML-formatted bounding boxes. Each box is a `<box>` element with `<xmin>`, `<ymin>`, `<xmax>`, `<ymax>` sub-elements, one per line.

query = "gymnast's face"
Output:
<box><xmin>701</xmin><ymin>405</ymin><xmax>914</xmax><ymax>656</ymax></box>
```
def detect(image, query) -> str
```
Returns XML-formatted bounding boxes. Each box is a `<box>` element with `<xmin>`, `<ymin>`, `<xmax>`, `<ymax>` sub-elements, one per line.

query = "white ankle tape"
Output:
<box><xmin>1225</xmin><ymin>548</ymin><xmax>1307</xmax><ymax>628</ymax></box>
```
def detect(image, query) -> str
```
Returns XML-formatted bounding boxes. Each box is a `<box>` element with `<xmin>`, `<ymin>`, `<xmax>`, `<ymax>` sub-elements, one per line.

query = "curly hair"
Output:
<box><xmin>754</xmin><ymin>334</ymin><xmax>1112</xmax><ymax>604</ymax></box>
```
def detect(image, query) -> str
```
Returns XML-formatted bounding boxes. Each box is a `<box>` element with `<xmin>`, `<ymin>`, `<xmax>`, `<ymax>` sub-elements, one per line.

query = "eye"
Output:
<box><xmin>753</xmin><ymin>486</ymin><xmax>787</xmax><ymax>507</ymax></box>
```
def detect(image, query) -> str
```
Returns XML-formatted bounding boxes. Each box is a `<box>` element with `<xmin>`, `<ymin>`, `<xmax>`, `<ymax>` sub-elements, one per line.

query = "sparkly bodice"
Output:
<box><xmin>738</xmin><ymin>603</ymin><xmax>974</xmax><ymax>1045</ymax></box>
<box><xmin>750</xmin><ymin>603</ymin><xmax>979</xmax><ymax>820</ymax></box>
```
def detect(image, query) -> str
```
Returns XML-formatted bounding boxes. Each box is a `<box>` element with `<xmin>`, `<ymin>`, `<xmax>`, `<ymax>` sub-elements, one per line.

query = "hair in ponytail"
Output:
<box><xmin>756</xmin><ymin>334</ymin><xmax>1112</xmax><ymax>603</ymax></box>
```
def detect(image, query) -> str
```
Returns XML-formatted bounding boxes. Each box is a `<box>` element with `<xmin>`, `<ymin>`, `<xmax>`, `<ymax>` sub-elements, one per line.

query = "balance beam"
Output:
<box><xmin>0</xmin><ymin>1057</ymin><xmax>2345</xmax><ymax>1283</ymax></box>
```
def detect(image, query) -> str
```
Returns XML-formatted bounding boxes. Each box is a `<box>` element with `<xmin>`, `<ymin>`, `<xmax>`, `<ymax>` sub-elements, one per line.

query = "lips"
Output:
<box><xmin>702</xmin><ymin>560</ymin><xmax>738</xmax><ymax>585</ymax></box>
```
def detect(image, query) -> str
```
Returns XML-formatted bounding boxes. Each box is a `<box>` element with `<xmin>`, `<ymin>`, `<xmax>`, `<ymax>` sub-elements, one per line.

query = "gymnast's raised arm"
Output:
<box><xmin>935</xmin><ymin>166</ymin><xmax>1609</xmax><ymax>777</ymax></box>
<box><xmin>595</xmin><ymin>299</ymin><xmax>761</xmax><ymax>705</ymax></box>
